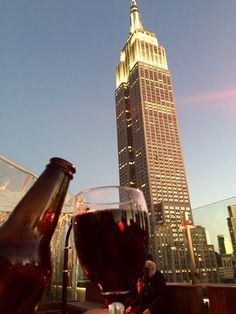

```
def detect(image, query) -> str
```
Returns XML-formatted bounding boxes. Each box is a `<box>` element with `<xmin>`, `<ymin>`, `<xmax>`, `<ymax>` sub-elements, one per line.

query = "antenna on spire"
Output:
<box><xmin>130</xmin><ymin>0</ymin><xmax>143</xmax><ymax>34</ymax></box>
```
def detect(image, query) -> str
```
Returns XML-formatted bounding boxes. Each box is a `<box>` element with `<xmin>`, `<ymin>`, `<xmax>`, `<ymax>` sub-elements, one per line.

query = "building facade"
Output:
<box><xmin>218</xmin><ymin>234</ymin><xmax>227</xmax><ymax>255</ymax></box>
<box><xmin>190</xmin><ymin>225</ymin><xmax>219</xmax><ymax>283</ymax></box>
<box><xmin>115</xmin><ymin>0</ymin><xmax>218</xmax><ymax>282</ymax></box>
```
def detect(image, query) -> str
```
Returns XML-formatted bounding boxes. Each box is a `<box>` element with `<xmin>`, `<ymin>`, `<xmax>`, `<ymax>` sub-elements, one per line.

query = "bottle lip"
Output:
<box><xmin>49</xmin><ymin>157</ymin><xmax>76</xmax><ymax>175</ymax></box>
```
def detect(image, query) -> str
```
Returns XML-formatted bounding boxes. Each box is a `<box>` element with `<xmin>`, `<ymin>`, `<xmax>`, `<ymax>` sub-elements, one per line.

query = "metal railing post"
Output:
<box><xmin>61</xmin><ymin>218</ymin><xmax>72</xmax><ymax>314</ymax></box>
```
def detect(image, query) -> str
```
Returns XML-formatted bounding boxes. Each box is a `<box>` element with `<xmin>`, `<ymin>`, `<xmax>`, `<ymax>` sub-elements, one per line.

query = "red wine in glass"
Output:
<box><xmin>73</xmin><ymin>186</ymin><xmax>150</xmax><ymax>311</ymax></box>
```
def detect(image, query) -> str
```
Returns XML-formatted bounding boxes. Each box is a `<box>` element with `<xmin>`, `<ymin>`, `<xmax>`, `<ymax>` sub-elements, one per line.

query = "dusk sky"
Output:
<box><xmin>1</xmin><ymin>0</ymin><xmax>236</xmax><ymax>209</ymax></box>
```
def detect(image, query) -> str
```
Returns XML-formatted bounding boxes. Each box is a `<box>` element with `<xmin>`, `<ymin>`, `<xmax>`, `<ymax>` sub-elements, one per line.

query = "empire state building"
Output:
<box><xmin>116</xmin><ymin>0</ymin><xmax>191</xmax><ymax>215</ymax></box>
<box><xmin>115</xmin><ymin>1</ymin><xmax>218</xmax><ymax>282</ymax></box>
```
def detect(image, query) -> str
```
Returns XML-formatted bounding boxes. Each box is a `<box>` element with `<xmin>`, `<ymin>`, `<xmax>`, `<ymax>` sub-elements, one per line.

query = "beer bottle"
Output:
<box><xmin>0</xmin><ymin>157</ymin><xmax>76</xmax><ymax>314</ymax></box>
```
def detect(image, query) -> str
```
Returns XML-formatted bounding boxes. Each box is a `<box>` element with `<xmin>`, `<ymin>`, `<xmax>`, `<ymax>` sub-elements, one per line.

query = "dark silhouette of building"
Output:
<box><xmin>227</xmin><ymin>205</ymin><xmax>236</xmax><ymax>256</ymax></box>
<box><xmin>218</xmin><ymin>234</ymin><xmax>226</xmax><ymax>255</ymax></box>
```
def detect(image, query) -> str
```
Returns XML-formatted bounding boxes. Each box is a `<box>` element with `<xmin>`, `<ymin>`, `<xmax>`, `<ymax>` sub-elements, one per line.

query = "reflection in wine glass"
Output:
<box><xmin>72</xmin><ymin>186</ymin><xmax>150</xmax><ymax>313</ymax></box>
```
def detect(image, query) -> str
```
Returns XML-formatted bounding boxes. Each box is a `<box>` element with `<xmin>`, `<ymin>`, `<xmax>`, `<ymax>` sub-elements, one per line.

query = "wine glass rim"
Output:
<box><xmin>75</xmin><ymin>185</ymin><xmax>143</xmax><ymax>198</ymax></box>
<box><xmin>75</xmin><ymin>185</ymin><xmax>147</xmax><ymax>209</ymax></box>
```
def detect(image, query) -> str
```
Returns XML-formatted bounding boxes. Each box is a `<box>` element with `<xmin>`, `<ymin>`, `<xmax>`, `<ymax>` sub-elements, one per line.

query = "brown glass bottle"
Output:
<box><xmin>0</xmin><ymin>157</ymin><xmax>76</xmax><ymax>314</ymax></box>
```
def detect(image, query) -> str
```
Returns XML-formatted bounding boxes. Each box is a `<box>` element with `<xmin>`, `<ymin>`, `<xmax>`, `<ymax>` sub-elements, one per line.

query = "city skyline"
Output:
<box><xmin>1</xmin><ymin>0</ymin><xmax>236</xmax><ymax>208</ymax></box>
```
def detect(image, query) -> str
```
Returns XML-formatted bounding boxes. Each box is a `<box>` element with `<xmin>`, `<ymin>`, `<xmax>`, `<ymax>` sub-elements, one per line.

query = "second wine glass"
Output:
<box><xmin>72</xmin><ymin>185</ymin><xmax>150</xmax><ymax>312</ymax></box>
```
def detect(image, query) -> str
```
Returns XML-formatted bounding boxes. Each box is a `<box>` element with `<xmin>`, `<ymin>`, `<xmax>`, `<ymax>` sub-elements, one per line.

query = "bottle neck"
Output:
<box><xmin>4</xmin><ymin>165</ymin><xmax>72</xmax><ymax>240</ymax></box>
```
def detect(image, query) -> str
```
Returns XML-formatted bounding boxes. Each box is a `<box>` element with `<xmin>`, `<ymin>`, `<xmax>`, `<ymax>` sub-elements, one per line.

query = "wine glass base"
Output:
<box><xmin>102</xmin><ymin>290</ymin><xmax>130</xmax><ymax>304</ymax></box>
<box><xmin>108</xmin><ymin>302</ymin><xmax>125</xmax><ymax>314</ymax></box>
<box><xmin>101</xmin><ymin>291</ymin><xmax>130</xmax><ymax>313</ymax></box>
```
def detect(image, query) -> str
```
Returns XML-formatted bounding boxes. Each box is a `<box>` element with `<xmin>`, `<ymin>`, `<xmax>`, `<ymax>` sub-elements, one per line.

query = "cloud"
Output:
<box><xmin>178</xmin><ymin>87</ymin><xmax>236</xmax><ymax>107</ymax></box>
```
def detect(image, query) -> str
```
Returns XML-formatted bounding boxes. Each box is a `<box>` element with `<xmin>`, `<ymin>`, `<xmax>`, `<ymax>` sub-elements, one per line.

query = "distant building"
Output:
<box><xmin>216</xmin><ymin>253</ymin><xmax>235</xmax><ymax>284</ymax></box>
<box><xmin>227</xmin><ymin>205</ymin><xmax>236</xmax><ymax>256</ymax></box>
<box><xmin>217</xmin><ymin>234</ymin><xmax>233</xmax><ymax>256</ymax></box>
<box><xmin>190</xmin><ymin>225</ymin><xmax>219</xmax><ymax>283</ymax></box>
<box><xmin>220</xmin><ymin>255</ymin><xmax>235</xmax><ymax>282</ymax></box>
<box><xmin>218</xmin><ymin>234</ymin><xmax>226</xmax><ymax>255</ymax></box>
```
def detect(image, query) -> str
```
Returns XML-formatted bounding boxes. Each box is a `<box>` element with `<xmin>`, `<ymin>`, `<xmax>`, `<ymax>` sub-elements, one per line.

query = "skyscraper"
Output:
<box><xmin>115</xmin><ymin>1</ymin><xmax>218</xmax><ymax>282</ymax></box>
<box><xmin>218</xmin><ymin>234</ymin><xmax>227</xmax><ymax>255</ymax></box>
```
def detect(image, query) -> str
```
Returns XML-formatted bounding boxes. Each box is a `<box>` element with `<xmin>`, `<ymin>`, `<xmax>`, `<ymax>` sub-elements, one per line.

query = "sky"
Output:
<box><xmin>1</xmin><ymin>0</ymin><xmax>236</xmax><ymax>209</ymax></box>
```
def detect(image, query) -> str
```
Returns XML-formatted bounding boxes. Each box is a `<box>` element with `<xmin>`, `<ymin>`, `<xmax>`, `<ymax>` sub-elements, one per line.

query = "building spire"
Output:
<box><xmin>130</xmin><ymin>0</ymin><xmax>143</xmax><ymax>34</ymax></box>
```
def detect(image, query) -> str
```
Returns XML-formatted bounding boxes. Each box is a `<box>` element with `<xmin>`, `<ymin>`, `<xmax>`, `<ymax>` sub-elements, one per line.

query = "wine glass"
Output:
<box><xmin>72</xmin><ymin>186</ymin><xmax>150</xmax><ymax>313</ymax></box>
